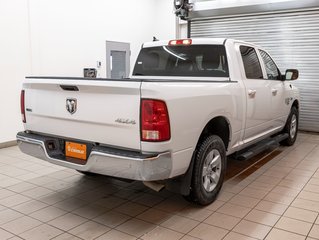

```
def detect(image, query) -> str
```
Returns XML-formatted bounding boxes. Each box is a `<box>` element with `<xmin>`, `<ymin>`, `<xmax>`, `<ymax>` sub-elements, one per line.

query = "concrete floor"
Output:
<box><xmin>0</xmin><ymin>132</ymin><xmax>319</xmax><ymax>240</ymax></box>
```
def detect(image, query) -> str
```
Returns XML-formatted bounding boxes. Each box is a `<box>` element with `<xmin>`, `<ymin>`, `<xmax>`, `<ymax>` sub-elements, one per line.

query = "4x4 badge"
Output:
<box><xmin>66</xmin><ymin>98</ymin><xmax>77</xmax><ymax>114</ymax></box>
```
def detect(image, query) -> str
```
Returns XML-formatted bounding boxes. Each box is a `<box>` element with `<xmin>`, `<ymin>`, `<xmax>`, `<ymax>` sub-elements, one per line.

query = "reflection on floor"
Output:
<box><xmin>226</xmin><ymin>148</ymin><xmax>283</xmax><ymax>181</ymax></box>
<box><xmin>0</xmin><ymin>132</ymin><xmax>318</xmax><ymax>240</ymax></box>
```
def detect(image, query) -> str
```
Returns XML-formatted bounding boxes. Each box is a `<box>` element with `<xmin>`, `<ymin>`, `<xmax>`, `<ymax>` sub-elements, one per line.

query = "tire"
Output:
<box><xmin>185</xmin><ymin>135</ymin><xmax>227</xmax><ymax>205</ymax></box>
<box><xmin>280</xmin><ymin>106</ymin><xmax>299</xmax><ymax>146</ymax></box>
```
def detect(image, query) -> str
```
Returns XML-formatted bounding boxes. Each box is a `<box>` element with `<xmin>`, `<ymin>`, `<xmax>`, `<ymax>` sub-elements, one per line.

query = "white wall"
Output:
<box><xmin>0</xmin><ymin>0</ymin><xmax>31</xmax><ymax>143</ymax></box>
<box><xmin>29</xmin><ymin>0</ymin><xmax>176</xmax><ymax>77</ymax></box>
<box><xmin>0</xmin><ymin>0</ymin><xmax>175</xmax><ymax>144</ymax></box>
<box><xmin>153</xmin><ymin>0</ymin><xmax>176</xmax><ymax>40</ymax></box>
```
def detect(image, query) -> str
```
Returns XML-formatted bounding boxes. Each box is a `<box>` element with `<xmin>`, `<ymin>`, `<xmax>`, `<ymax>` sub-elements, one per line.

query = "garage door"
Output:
<box><xmin>191</xmin><ymin>9</ymin><xmax>319</xmax><ymax>132</ymax></box>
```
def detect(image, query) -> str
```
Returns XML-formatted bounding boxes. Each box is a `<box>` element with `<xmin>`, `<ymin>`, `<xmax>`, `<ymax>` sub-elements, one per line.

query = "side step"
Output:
<box><xmin>233</xmin><ymin>133</ymin><xmax>288</xmax><ymax>161</ymax></box>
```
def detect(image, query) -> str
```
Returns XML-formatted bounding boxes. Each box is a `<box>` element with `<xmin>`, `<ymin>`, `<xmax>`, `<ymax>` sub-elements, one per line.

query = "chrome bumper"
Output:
<box><xmin>16</xmin><ymin>132</ymin><xmax>172</xmax><ymax>181</ymax></box>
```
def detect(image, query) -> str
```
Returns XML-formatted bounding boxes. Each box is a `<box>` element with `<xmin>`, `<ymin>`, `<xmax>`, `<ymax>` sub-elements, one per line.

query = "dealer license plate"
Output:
<box><xmin>65</xmin><ymin>141</ymin><xmax>87</xmax><ymax>160</ymax></box>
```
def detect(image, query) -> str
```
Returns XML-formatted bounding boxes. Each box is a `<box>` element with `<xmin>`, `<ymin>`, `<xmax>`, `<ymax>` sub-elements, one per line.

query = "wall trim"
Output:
<box><xmin>0</xmin><ymin>141</ymin><xmax>17</xmax><ymax>149</ymax></box>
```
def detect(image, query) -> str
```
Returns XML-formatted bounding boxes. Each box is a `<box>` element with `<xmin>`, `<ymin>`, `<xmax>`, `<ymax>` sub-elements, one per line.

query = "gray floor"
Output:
<box><xmin>0</xmin><ymin>132</ymin><xmax>319</xmax><ymax>240</ymax></box>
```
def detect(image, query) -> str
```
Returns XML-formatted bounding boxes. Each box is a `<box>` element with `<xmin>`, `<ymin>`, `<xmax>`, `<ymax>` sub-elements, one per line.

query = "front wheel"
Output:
<box><xmin>280</xmin><ymin>106</ymin><xmax>299</xmax><ymax>146</ymax></box>
<box><xmin>185</xmin><ymin>135</ymin><xmax>227</xmax><ymax>205</ymax></box>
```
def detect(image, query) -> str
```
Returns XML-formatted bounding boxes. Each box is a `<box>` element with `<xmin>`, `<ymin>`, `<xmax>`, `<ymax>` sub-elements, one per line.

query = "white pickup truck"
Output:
<box><xmin>17</xmin><ymin>38</ymin><xmax>300</xmax><ymax>205</ymax></box>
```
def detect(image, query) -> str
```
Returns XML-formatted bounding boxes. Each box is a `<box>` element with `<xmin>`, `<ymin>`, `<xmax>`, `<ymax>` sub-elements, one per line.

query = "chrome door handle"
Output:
<box><xmin>271</xmin><ymin>89</ymin><xmax>278</xmax><ymax>95</ymax></box>
<box><xmin>248</xmin><ymin>89</ymin><xmax>257</xmax><ymax>97</ymax></box>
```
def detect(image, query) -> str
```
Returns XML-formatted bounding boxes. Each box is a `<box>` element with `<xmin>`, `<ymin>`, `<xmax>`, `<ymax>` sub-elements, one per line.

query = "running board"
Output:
<box><xmin>233</xmin><ymin>133</ymin><xmax>288</xmax><ymax>161</ymax></box>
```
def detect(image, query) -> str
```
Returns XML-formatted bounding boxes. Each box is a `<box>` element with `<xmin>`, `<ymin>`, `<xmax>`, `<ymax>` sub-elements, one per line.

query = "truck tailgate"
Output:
<box><xmin>23</xmin><ymin>78</ymin><xmax>141</xmax><ymax>150</ymax></box>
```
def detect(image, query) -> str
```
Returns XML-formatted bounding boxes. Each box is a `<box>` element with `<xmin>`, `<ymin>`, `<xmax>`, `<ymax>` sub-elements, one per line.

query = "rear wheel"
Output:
<box><xmin>185</xmin><ymin>135</ymin><xmax>226</xmax><ymax>205</ymax></box>
<box><xmin>280</xmin><ymin>106</ymin><xmax>298</xmax><ymax>146</ymax></box>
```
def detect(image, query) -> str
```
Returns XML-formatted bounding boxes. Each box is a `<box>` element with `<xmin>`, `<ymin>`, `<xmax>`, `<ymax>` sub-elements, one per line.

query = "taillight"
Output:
<box><xmin>169</xmin><ymin>39</ymin><xmax>192</xmax><ymax>46</ymax></box>
<box><xmin>141</xmin><ymin>99</ymin><xmax>170</xmax><ymax>142</ymax></box>
<box><xmin>20</xmin><ymin>90</ymin><xmax>26</xmax><ymax>123</ymax></box>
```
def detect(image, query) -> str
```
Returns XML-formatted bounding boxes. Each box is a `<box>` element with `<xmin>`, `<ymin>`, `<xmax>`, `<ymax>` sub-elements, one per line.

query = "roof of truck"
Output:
<box><xmin>142</xmin><ymin>38</ymin><xmax>259</xmax><ymax>48</ymax></box>
<box><xmin>143</xmin><ymin>38</ymin><xmax>225</xmax><ymax>48</ymax></box>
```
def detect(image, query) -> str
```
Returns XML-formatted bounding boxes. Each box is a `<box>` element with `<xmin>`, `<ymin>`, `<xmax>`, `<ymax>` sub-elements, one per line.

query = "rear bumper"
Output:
<box><xmin>16</xmin><ymin>132</ymin><xmax>172</xmax><ymax>181</ymax></box>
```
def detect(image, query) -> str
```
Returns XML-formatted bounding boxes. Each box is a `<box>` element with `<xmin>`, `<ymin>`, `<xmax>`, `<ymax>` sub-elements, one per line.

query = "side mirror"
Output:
<box><xmin>285</xmin><ymin>69</ymin><xmax>299</xmax><ymax>81</ymax></box>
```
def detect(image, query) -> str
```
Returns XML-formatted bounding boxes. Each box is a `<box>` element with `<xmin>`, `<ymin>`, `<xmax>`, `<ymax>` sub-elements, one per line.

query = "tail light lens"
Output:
<box><xmin>141</xmin><ymin>99</ymin><xmax>170</xmax><ymax>142</ymax></box>
<box><xmin>20</xmin><ymin>90</ymin><xmax>26</xmax><ymax>123</ymax></box>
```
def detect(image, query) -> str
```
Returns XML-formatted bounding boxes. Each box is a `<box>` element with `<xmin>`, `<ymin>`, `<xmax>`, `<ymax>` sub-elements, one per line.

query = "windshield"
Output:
<box><xmin>133</xmin><ymin>45</ymin><xmax>229</xmax><ymax>77</ymax></box>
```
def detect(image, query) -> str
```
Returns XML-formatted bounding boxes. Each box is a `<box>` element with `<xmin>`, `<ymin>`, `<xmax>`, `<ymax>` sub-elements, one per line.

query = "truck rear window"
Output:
<box><xmin>133</xmin><ymin>45</ymin><xmax>229</xmax><ymax>77</ymax></box>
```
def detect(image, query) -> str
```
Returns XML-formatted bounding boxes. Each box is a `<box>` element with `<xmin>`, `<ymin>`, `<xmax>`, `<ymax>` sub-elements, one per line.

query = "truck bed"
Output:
<box><xmin>23</xmin><ymin>77</ymin><xmax>142</xmax><ymax>150</ymax></box>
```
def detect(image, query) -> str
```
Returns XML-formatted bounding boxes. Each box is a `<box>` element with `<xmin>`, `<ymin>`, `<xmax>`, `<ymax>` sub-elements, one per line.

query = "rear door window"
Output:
<box><xmin>240</xmin><ymin>46</ymin><xmax>263</xmax><ymax>79</ymax></box>
<box><xmin>133</xmin><ymin>45</ymin><xmax>229</xmax><ymax>77</ymax></box>
<box><xmin>259</xmin><ymin>50</ymin><xmax>281</xmax><ymax>80</ymax></box>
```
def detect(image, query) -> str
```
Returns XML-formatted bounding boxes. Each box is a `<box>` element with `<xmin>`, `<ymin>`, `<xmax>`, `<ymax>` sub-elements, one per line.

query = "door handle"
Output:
<box><xmin>60</xmin><ymin>85</ymin><xmax>79</xmax><ymax>91</ymax></box>
<box><xmin>271</xmin><ymin>89</ymin><xmax>278</xmax><ymax>95</ymax></box>
<box><xmin>248</xmin><ymin>89</ymin><xmax>257</xmax><ymax>97</ymax></box>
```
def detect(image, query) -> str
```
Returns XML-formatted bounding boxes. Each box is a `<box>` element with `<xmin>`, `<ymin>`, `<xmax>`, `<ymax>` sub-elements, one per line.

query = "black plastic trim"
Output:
<box><xmin>187</xmin><ymin>20</ymin><xmax>191</xmax><ymax>38</ymax></box>
<box><xmin>26</xmin><ymin>76</ymin><xmax>238</xmax><ymax>83</ymax></box>
<box><xmin>26</xmin><ymin>76</ymin><xmax>138</xmax><ymax>82</ymax></box>
<box><xmin>60</xmin><ymin>85</ymin><xmax>79</xmax><ymax>91</ymax></box>
<box><xmin>142</xmin><ymin>80</ymin><xmax>237</xmax><ymax>83</ymax></box>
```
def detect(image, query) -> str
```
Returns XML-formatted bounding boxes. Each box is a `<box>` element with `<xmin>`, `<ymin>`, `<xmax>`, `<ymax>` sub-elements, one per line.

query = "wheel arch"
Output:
<box><xmin>196</xmin><ymin>116</ymin><xmax>231</xmax><ymax>151</ymax></box>
<box><xmin>177</xmin><ymin>116</ymin><xmax>231</xmax><ymax>197</ymax></box>
<box><xmin>292</xmin><ymin>99</ymin><xmax>299</xmax><ymax>111</ymax></box>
